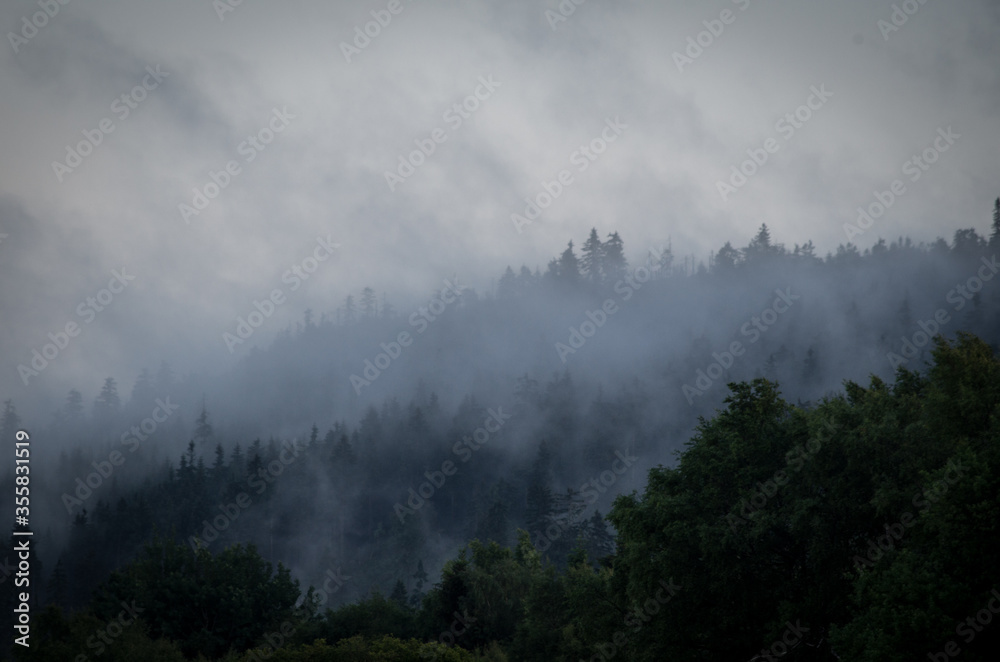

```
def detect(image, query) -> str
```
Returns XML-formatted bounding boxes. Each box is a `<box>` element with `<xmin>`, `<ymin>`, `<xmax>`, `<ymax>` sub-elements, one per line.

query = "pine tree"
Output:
<box><xmin>714</xmin><ymin>241</ymin><xmax>741</xmax><ymax>272</ymax></box>
<box><xmin>497</xmin><ymin>266</ymin><xmax>517</xmax><ymax>298</ymax></box>
<box><xmin>92</xmin><ymin>378</ymin><xmax>120</xmax><ymax>423</ymax></box>
<box><xmin>360</xmin><ymin>287</ymin><xmax>378</xmax><ymax>318</ymax></box>
<box><xmin>558</xmin><ymin>241</ymin><xmax>580</xmax><ymax>283</ymax></box>
<box><xmin>580</xmin><ymin>228</ymin><xmax>604</xmax><ymax>282</ymax></box>
<box><xmin>130</xmin><ymin>368</ymin><xmax>155</xmax><ymax>407</ymax></box>
<box><xmin>990</xmin><ymin>197</ymin><xmax>1000</xmax><ymax>249</ymax></box>
<box><xmin>602</xmin><ymin>232</ymin><xmax>627</xmax><ymax>283</ymax></box>
<box><xmin>194</xmin><ymin>399</ymin><xmax>213</xmax><ymax>444</ymax></box>
<box><xmin>212</xmin><ymin>443</ymin><xmax>226</xmax><ymax>479</ymax></box>
<box><xmin>390</xmin><ymin>579</ymin><xmax>408</xmax><ymax>606</ymax></box>
<box><xmin>343</xmin><ymin>295</ymin><xmax>357</xmax><ymax>324</ymax></box>
<box><xmin>63</xmin><ymin>389</ymin><xmax>84</xmax><ymax>423</ymax></box>
<box><xmin>410</xmin><ymin>559</ymin><xmax>428</xmax><ymax>607</ymax></box>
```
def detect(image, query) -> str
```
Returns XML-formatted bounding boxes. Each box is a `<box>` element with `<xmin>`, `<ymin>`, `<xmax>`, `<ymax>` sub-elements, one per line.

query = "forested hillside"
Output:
<box><xmin>3</xmin><ymin>208</ymin><xmax>1000</xmax><ymax>660</ymax></box>
<box><xmin>7</xmin><ymin>333</ymin><xmax>1000</xmax><ymax>661</ymax></box>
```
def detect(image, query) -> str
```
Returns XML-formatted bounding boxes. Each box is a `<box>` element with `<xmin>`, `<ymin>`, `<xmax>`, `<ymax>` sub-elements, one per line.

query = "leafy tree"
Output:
<box><xmin>93</xmin><ymin>537</ymin><xmax>301</xmax><ymax>659</ymax></box>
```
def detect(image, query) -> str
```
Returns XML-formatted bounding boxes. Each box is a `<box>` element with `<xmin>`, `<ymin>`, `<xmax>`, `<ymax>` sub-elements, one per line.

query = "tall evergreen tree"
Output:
<box><xmin>580</xmin><ymin>228</ymin><xmax>604</xmax><ymax>282</ymax></box>
<box><xmin>602</xmin><ymin>232</ymin><xmax>627</xmax><ymax>283</ymax></box>
<box><xmin>194</xmin><ymin>399</ymin><xmax>213</xmax><ymax>444</ymax></box>
<box><xmin>557</xmin><ymin>241</ymin><xmax>580</xmax><ymax>284</ymax></box>
<box><xmin>990</xmin><ymin>197</ymin><xmax>1000</xmax><ymax>249</ymax></box>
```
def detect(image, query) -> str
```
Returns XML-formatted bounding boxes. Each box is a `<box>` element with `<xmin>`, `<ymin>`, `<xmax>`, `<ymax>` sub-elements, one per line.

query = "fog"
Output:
<box><xmin>1</xmin><ymin>0</ymin><xmax>1000</xmax><ymax>618</ymax></box>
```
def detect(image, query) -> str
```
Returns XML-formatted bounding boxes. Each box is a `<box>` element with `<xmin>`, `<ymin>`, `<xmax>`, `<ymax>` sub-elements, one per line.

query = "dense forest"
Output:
<box><xmin>5</xmin><ymin>333</ymin><xmax>1000</xmax><ymax>660</ymax></box>
<box><xmin>3</xmin><ymin>201</ymin><xmax>1000</xmax><ymax>660</ymax></box>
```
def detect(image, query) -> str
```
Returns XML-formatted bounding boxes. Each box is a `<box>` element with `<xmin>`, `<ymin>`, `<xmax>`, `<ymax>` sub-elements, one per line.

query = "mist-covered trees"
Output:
<box><xmin>20</xmin><ymin>334</ymin><xmax>1000</xmax><ymax>660</ymax></box>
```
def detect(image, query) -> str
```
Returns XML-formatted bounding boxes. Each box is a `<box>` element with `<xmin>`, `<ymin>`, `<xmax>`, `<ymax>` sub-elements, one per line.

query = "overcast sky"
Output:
<box><xmin>1</xmin><ymin>0</ymin><xmax>998</xmax><ymax>415</ymax></box>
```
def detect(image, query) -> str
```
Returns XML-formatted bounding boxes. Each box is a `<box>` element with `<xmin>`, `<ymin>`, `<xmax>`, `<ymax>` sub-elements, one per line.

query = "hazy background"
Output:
<box><xmin>1</xmin><ymin>0</ymin><xmax>999</xmax><ymax>418</ymax></box>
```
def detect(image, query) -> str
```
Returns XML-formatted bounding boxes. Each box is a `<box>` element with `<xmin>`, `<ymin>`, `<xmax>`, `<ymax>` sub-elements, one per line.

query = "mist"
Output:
<box><xmin>1</xmin><ymin>1</ymin><xmax>1000</xmax><ymax>659</ymax></box>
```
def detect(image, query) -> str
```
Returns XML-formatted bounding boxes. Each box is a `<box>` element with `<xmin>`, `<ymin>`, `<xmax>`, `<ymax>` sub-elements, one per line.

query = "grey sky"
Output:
<box><xmin>1</xmin><ymin>0</ymin><xmax>998</xmax><ymax>416</ymax></box>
